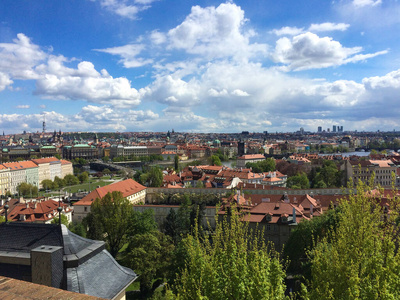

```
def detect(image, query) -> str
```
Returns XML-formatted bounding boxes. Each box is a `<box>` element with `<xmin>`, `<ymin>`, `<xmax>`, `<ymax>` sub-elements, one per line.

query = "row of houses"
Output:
<box><xmin>0</xmin><ymin>157</ymin><xmax>73</xmax><ymax>195</ymax></box>
<box><xmin>164</xmin><ymin>165</ymin><xmax>288</xmax><ymax>188</ymax></box>
<box><xmin>0</xmin><ymin>197</ymin><xmax>73</xmax><ymax>224</ymax></box>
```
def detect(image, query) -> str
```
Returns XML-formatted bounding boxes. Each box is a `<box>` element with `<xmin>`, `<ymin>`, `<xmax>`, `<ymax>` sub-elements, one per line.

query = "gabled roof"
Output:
<box><xmin>74</xmin><ymin>179</ymin><xmax>146</xmax><ymax>206</ymax></box>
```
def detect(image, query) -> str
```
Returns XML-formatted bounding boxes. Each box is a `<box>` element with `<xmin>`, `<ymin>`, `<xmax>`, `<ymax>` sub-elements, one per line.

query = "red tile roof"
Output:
<box><xmin>0</xmin><ymin>276</ymin><xmax>102</xmax><ymax>299</ymax></box>
<box><xmin>18</xmin><ymin>161</ymin><xmax>38</xmax><ymax>169</ymax></box>
<box><xmin>237</xmin><ymin>154</ymin><xmax>265</xmax><ymax>160</ymax></box>
<box><xmin>74</xmin><ymin>179</ymin><xmax>146</xmax><ymax>206</ymax></box>
<box><xmin>60</xmin><ymin>159</ymin><xmax>72</xmax><ymax>165</ymax></box>
<box><xmin>2</xmin><ymin>162</ymin><xmax>25</xmax><ymax>170</ymax></box>
<box><xmin>31</xmin><ymin>157</ymin><xmax>60</xmax><ymax>165</ymax></box>
<box><xmin>7</xmin><ymin>199</ymin><xmax>71</xmax><ymax>222</ymax></box>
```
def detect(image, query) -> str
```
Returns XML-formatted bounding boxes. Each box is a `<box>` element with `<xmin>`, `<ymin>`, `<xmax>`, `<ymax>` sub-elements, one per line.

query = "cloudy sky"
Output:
<box><xmin>1</xmin><ymin>0</ymin><xmax>400</xmax><ymax>134</ymax></box>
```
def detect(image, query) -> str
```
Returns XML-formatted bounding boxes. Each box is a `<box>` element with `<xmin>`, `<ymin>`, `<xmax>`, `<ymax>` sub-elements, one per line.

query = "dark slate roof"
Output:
<box><xmin>68</xmin><ymin>250</ymin><xmax>137</xmax><ymax>299</ymax></box>
<box><xmin>0</xmin><ymin>223</ymin><xmax>63</xmax><ymax>253</ymax></box>
<box><xmin>0</xmin><ymin>223</ymin><xmax>137</xmax><ymax>300</ymax></box>
<box><xmin>61</xmin><ymin>225</ymin><xmax>98</xmax><ymax>255</ymax></box>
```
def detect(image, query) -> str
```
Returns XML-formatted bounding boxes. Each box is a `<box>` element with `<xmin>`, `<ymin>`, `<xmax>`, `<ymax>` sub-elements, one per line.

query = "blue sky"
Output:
<box><xmin>1</xmin><ymin>0</ymin><xmax>400</xmax><ymax>134</ymax></box>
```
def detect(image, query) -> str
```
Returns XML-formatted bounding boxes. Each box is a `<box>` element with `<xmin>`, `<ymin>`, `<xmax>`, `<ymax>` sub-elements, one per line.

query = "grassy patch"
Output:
<box><xmin>63</xmin><ymin>180</ymin><xmax>111</xmax><ymax>193</ymax></box>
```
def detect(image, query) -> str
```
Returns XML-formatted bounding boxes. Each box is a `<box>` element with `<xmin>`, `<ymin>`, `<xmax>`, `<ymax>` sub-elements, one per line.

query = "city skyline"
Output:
<box><xmin>1</xmin><ymin>0</ymin><xmax>400</xmax><ymax>134</ymax></box>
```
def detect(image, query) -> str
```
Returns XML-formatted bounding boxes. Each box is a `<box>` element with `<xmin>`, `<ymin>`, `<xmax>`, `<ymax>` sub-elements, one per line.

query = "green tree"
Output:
<box><xmin>122</xmin><ymin>231</ymin><xmax>174</xmax><ymax>294</ymax></box>
<box><xmin>0</xmin><ymin>215</ymin><xmax>5</xmax><ymax>223</ymax></box>
<box><xmin>195</xmin><ymin>180</ymin><xmax>204</xmax><ymax>188</ymax></box>
<box><xmin>171</xmin><ymin>205</ymin><xmax>287</xmax><ymax>299</ymax></box>
<box><xmin>78</xmin><ymin>171</ymin><xmax>89</xmax><ymax>183</ymax></box>
<box><xmin>246</xmin><ymin>158</ymin><xmax>276</xmax><ymax>173</ymax></box>
<box><xmin>284</xmin><ymin>208</ymin><xmax>341</xmax><ymax>275</ymax></box>
<box><xmin>176</xmin><ymin>195</ymin><xmax>192</xmax><ymax>237</ymax></box>
<box><xmin>83</xmin><ymin>191</ymin><xmax>132</xmax><ymax>257</ymax></box>
<box><xmin>68</xmin><ymin>221</ymin><xmax>87</xmax><ymax>237</ymax></box>
<box><xmin>174</xmin><ymin>155</ymin><xmax>179</xmax><ymax>171</ymax></box>
<box><xmin>54</xmin><ymin>176</ymin><xmax>66</xmax><ymax>188</ymax></box>
<box><xmin>51</xmin><ymin>214</ymin><xmax>69</xmax><ymax>226</ymax></box>
<box><xmin>102</xmin><ymin>168</ymin><xmax>111</xmax><ymax>175</ymax></box>
<box><xmin>163</xmin><ymin>208</ymin><xmax>181</xmax><ymax>245</ymax></box>
<box><xmin>41</xmin><ymin>179</ymin><xmax>54</xmax><ymax>191</ymax></box>
<box><xmin>55</xmin><ymin>154</ymin><xmax>61</xmax><ymax>159</ymax></box>
<box><xmin>17</xmin><ymin>182</ymin><xmax>38</xmax><ymax>197</ymax></box>
<box><xmin>129</xmin><ymin>209</ymin><xmax>158</xmax><ymax>236</ymax></box>
<box><xmin>210</xmin><ymin>155</ymin><xmax>222</xmax><ymax>166</ymax></box>
<box><xmin>147</xmin><ymin>166</ymin><xmax>163</xmax><ymax>187</ymax></box>
<box><xmin>287</xmin><ymin>173</ymin><xmax>310</xmax><ymax>189</ymax></box>
<box><xmin>304</xmin><ymin>184</ymin><xmax>400</xmax><ymax>299</ymax></box>
<box><xmin>64</xmin><ymin>174</ymin><xmax>80</xmax><ymax>186</ymax></box>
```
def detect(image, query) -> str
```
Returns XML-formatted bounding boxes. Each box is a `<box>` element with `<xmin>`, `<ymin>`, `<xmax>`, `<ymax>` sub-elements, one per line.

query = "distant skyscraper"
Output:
<box><xmin>333</xmin><ymin>125</ymin><xmax>337</xmax><ymax>132</ymax></box>
<box><xmin>318</xmin><ymin>126</ymin><xmax>322</xmax><ymax>133</ymax></box>
<box><xmin>300</xmin><ymin>127</ymin><xmax>304</xmax><ymax>134</ymax></box>
<box><xmin>338</xmin><ymin>126</ymin><xmax>343</xmax><ymax>132</ymax></box>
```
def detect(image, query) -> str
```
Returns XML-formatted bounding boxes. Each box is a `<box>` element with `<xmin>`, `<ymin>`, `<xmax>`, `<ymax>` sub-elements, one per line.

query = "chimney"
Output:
<box><xmin>0</xmin><ymin>199</ymin><xmax>3</xmax><ymax>206</ymax></box>
<box><xmin>31</xmin><ymin>245</ymin><xmax>63</xmax><ymax>289</ymax></box>
<box><xmin>310</xmin><ymin>204</ymin><xmax>313</xmax><ymax>217</ymax></box>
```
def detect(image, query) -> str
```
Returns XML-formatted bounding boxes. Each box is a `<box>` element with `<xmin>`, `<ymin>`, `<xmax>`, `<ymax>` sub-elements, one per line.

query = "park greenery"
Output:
<box><xmin>69</xmin><ymin>163</ymin><xmax>400</xmax><ymax>299</ymax></box>
<box><xmin>280</xmin><ymin>159</ymin><xmax>344</xmax><ymax>189</ymax></box>
<box><xmin>245</xmin><ymin>157</ymin><xmax>276</xmax><ymax>173</ymax></box>
<box><xmin>169</xmin><ymin>205</ymin><xmax>286</xmax><ymax>300</ymax></box>
<box><xmin>134</xmin><ymin>166</ymin><xmax>164</xmax><ymax>187</ymax></box>
<box><xmin>111</xmin><ymin>154</ymin><xmax>164</xmax><ymax>163</ymax></box>
<box><xmin>210</xmin><ymin>154</ymin><xmax>222</xmax><ymax>166</ymax></box>
<box><xmin>16</xmin><ymin>182</ymin><xmax>39</xmax><ymax>197</ymax></box>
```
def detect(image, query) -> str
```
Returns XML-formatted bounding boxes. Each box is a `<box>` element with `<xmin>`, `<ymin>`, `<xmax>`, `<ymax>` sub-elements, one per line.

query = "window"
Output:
<box><xmin>84</xmin><ymin>207</ymin><xmax>87</xmax><ymax>212</ymax></box>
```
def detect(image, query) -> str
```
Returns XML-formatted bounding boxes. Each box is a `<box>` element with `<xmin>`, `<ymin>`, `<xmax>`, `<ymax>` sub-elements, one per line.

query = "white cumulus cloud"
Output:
<box><xmin>352</xmin><ymin>0</ymin><xmax>382</xmax><ymax>7</ymax></box>
<box><xmin>93</xmin><ymin>0</ymin><xmax>158</xmax><ymax>19</ymax></box>
<box><xmin>34</xmin><ymin>56</ymin><xmax>141</xmax><ymax>107</ymax></box>
<box><xmin>308</xmin><ymin>22</ymin><xmax>350</xmax><ymax>32</ymax></box>
<box><xmin>271</xmin><ymin>26</ymin><xmax>304</xmax><ymax>36</ymax></box>
<box><xmin>167</xmin><ymin>2</ymin><xmax>267</xmax><ymax>60</ymax></box>
<box><xmin>0</xmin><ymin>33</ymin><xmax>46</xmax><ymax>84</ymax></box>
<box><xmin>95</xmin><ymin>44</ymin><xmax>153</xmax><ymax>68</ymax></box>
<box><xmin>272</xmin><ymin>32</ymin><xmax>386</xmax><ymax>71</ymax></box>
